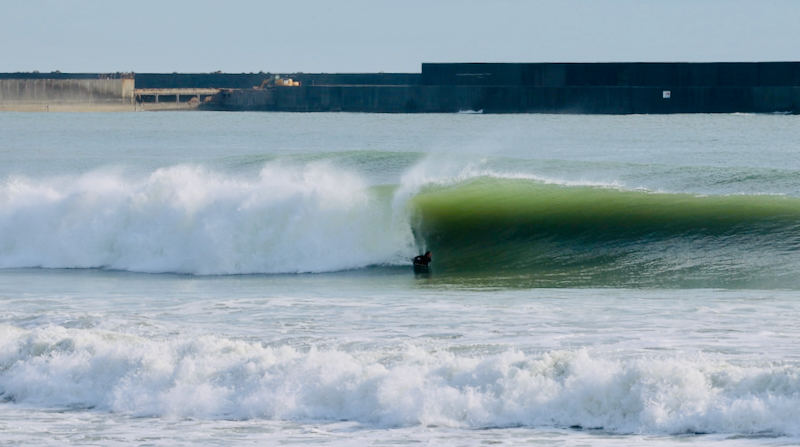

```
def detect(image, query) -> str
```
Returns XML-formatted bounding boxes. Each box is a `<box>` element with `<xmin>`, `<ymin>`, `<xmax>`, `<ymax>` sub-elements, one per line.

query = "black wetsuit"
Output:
<box><xmin>413</xmin><ymin>255</ymin><xmax>431</xmax><ymax>267</ymax></box>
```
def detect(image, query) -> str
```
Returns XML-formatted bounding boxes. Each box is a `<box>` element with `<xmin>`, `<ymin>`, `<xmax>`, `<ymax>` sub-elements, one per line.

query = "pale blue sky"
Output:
<box><xmin>1</xmin><ymin>0</ymin><xmax>798</xmax><ymax>73</ymax></box>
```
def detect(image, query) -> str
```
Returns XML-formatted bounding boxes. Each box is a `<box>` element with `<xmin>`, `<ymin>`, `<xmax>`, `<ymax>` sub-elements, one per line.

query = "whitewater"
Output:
<box><xmin>0</xmin><ymin>163</ymin><xmax>414</xmax><ymax>274</ymax></box>
<box><xmin>2</xmin><ymin>112</ymin><xmax>800</xmax><ymax>446</ymax></box>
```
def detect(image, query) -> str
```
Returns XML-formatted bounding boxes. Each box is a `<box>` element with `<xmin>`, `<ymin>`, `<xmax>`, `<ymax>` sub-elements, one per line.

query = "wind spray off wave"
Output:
<box><xmin>0</xmin><ymin>163</ymin><xmax>415</xmax><ymax>274</ymax></box>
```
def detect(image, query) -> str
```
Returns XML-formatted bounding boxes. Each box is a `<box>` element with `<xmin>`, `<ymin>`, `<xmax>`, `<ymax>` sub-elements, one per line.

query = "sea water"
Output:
<box><xmin>1</xmin><ymin>112</ymin><xmax>800</xmax><ymax>446</ymax></box>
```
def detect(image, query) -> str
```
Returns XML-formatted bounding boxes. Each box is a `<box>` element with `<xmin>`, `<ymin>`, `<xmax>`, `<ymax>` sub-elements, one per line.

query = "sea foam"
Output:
<box><xmin>0</xmin><ymin>163</ymin><xmax>414</xmax><ymax>274</ymax></box>
<box><xmin>1</xmin><ymin>324</ymin><xmax>799</xmax><ymax>435</ymax></box>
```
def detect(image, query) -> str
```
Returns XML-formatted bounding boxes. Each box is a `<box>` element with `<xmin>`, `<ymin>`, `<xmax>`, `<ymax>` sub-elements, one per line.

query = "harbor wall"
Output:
<box><xmin>219</xmin><ymin>85</ymin><xmax>800</xmax><ymax>114</ymax></box>
<box><xmin>215</xmin><ymin>63</ymin><xmax>800</xmax><ymax>113</ymax></box>
<box><xmin>0</xmin><ymin>78</ymin><xmax>135</xmax><ymax>111</ymax></box>
<box><xmin>2</xmin><ymin>63</ymin><xmax>799</xmax><ymax>113</ymax></box>
<box><xmin>421</xmin><ymin>62</ymin><xmax>800</xmax><ymax>87</ymax></box>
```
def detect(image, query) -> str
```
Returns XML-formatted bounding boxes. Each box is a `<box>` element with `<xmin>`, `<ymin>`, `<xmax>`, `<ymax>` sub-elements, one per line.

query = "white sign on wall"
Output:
<box><xmin>663</xmin><ymin>91</ymin><xmax>671</xmax><ymax>99</ymax></box>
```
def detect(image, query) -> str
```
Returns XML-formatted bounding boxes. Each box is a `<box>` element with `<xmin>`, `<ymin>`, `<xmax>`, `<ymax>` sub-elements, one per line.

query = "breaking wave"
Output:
<box><xmin>409</xmin><ymin>176</ymin><xmax>800</xmax><ymax>286</ymax></box>
<box><xmin>0</xmin><ymin>163</ymin><xmax>414</xmax><ymax>274</ymax></box>
<box><xmin>2</xmin><ymin>157</ymin><xmax>800</xmax><ymax>286</ymax></box>
<box><xmin>1</xmin><ymin>324</ymin><xmax>799</xmax><ymax>436</ymax></box>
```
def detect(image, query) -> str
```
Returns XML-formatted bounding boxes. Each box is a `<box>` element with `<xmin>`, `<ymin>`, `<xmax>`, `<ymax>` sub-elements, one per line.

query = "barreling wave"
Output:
<box><xmin>2</xmin><ymin>324</ymin><xmax>800</xmax><ymax>436</ymax></box>
<box><xmin>409</xmin><ymin>176</ymin><xmax>800</xmax><ymax>287</ymax></box>
<box><xmin>2</xmin><ymin>158</ymin><xmax>800</xmax><ymax>285</ymax></box>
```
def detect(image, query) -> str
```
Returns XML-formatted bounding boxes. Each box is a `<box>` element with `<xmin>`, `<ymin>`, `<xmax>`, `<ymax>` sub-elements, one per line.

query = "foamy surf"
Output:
<box><xmin>0</xmin><ymin>163</ymin><xmax>415</xmax><ymax>274</ymax></box>
<box><xmin>1</xmin><ymin>324</ymin><xmax>798</xmax><ymax>436</ymax></box>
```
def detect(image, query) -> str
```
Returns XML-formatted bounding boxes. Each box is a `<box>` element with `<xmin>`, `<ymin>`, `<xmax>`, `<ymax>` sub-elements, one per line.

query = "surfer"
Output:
<box><xmin>413</xmin><ymin>251</ymin><xmax>432</xmax><ymax>270</ymax></box>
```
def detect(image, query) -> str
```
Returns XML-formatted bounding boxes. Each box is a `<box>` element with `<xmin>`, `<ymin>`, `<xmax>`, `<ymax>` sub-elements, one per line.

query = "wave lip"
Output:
<box><xmin>1</xmin><ymin>326</ymin><xmax>799</xmax><ymax>436</ymax></box>
<box><xmin>412</xmin><ymin>176</ymin><xmax>800</xmax><ymax>236</ymax></box>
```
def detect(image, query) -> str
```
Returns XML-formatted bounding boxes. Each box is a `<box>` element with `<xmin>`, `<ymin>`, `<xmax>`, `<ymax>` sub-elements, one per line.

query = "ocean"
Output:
<box><xmin>1</xmin><ymin>111</ymin><xmax>799</xmax><ymax>446</ymax></box>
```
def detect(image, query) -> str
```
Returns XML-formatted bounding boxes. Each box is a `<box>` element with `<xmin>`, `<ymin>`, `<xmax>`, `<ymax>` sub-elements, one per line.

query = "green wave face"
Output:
<box><xmin>409</xmin><ymin>178</ymin><xmax>800</xmax><ymax>288</ymax></box>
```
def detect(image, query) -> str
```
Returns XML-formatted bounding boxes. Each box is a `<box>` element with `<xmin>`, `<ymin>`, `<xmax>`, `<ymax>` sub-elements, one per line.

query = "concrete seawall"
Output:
<box><xmin>0</xmin><ymin>79</ymin><xmax>135</xmax><ymax>111</ymax></box>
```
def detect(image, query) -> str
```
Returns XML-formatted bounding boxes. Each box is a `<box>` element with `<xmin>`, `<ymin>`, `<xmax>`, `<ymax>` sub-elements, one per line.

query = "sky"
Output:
<box><xmin>1</xmin><ymin>0</ymin><xmax>798</xmax><ymax>74</ymax></box>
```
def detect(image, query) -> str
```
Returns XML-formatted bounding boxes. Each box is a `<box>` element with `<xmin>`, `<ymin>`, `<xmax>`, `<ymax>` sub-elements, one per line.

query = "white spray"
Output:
<box><xmin>0</xmin><ymin>163</ymin><xmax>416</xmax><ymax>274</ymax></box>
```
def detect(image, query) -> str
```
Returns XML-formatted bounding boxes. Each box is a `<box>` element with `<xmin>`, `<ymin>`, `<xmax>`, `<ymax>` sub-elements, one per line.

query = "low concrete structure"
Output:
<box><xmin>134</xmin><ymin>88</ymin><xmax>220</xmax><ymax>110</ymax></box>
<box><xmin>0</xmin><ymin>78</ymin><xmax>135</xmax><ymax>111</ymax></box>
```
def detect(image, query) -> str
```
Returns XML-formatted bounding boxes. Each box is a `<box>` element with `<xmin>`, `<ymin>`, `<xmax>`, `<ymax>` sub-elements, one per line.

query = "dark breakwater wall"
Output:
<box><xmin>217</xmin><ymin>63</ymin><xmax>800</xmax><ymax>114</ymax></box>
<box><xmin>421</xmin><ymin>62</ymin><xmax>800</xmax><ymax>87</ymax></box>
<box><xmin>219</xmin><ymin>85</ymin><xmax>800</xmax><ymax>114</ymax></box>
<box><xmin>137</xmin><ymin>63</ymin><xmax>800</xmax><ymax>90</ymax></box>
